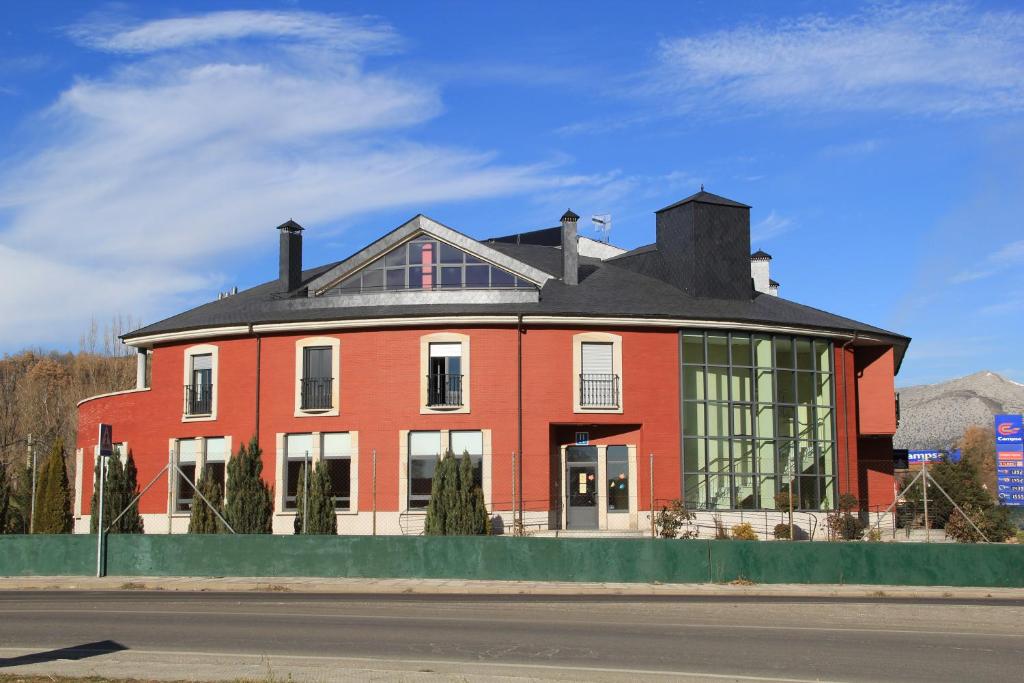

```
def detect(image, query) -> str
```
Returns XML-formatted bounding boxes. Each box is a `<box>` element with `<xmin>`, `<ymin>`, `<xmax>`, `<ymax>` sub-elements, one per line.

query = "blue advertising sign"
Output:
<box><xmin>908</xmin><ymin>450</ymin><xmax>945</xmax><ymax>464</ymax></box>
<box><xmin>995</xmin><ymin>415</ymin><xmax>1024</xmax><ymax>506</ymax></box>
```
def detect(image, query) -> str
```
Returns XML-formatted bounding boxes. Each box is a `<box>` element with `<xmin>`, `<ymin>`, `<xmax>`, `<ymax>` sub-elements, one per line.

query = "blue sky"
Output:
<box><xmin>1</xmin><ymin>1</ymin><xmax>1022</xmax><ymax>387</ymax></box>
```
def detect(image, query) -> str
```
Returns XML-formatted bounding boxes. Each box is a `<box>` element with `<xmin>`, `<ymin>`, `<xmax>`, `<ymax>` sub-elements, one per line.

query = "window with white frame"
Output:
<box><xmin>301</xmin><ymin>346</ymin><xmax>333</xmax><ymax>411</ymax></box>
<box><xmin>284</xmin><ymin>433</ymin><xmax>313</xmax><ymax>510</ymax></box>
<box><xmin>186</xmin><ymin>354</ymin><xmax>213</xmax><ymax>416</ymax></box>
<box><xmin>321</xmin><ymin>432</ymin><xmax>351</xmax><ymax>511</ymax></box>
<box><xmin>606</xmin><ymin>445</ymin><xmax>629</xmax><ymax>513</ymax></box>
<box><xmin>204</xmin><ymin>437</ymin><xmax>228</xmax><ymax>496</ymax></box>
<box><xmin>427</xmin><ymin>343</ymin><xmax>463</xmax><ymax>407</ymax></box>
<box><xmin>580</xmin><ymin>342</ymin><xmax>617</xmax><ymax>407</ymax></box>
<box><xmin>408</xmin><ymin>431</ymin><xmax>442</xmax><ymax>509</ymax></box>
<box><xmin>176</xmin><ymin>439</ymin><xmax>198</xmax><ymax>512</ymax></box>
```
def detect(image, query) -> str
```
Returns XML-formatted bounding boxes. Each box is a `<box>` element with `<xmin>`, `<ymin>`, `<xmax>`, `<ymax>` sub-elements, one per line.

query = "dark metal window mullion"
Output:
<box><xmin>703</xmin><ymin>332</ymin><xmax>710</xmax><ymax>510</ymax></box>
<box><xmin>725</xmin><ymin>331</ymin><xmax>734</xmax><ymax>509</ymax></box>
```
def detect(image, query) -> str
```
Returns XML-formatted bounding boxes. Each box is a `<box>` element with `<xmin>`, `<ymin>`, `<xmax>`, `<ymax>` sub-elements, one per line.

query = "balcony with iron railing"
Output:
<box><xmin>579</xmin><ymin>373</ymin><xmax>619</xmax><ymax>408</ymax></box>
<box><xmin>427</xmin><ymin>373</ymin><xmax>463</xmax><ymax>407</ymax></box>
<box><xmin>301</xmin><ymin>377</ymin><xmax>333</xmax><ymax>411</ymax></box>
<box><xmin>184</xmin><ymin>383</ymin><xmax>213</xmax><ymax>416</ymax></box>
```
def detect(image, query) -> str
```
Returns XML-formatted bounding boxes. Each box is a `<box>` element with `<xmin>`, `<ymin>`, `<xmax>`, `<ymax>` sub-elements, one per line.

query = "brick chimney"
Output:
<box><xmin>278</xmin><ymin>219</ymin><xmax>304</xmax><ymax>292</ymax></box>
<box><xmin>561</xmin><ymin>209</ymin><xmax>579</xmax><ymax>285</ymax></box>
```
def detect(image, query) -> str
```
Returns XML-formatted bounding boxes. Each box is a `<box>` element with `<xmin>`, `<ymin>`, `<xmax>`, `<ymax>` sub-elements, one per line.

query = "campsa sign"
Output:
<box><xmin>995</xmin><ymin>414</ymin><xmax>1024</xmax><ymax>506</ymax></box>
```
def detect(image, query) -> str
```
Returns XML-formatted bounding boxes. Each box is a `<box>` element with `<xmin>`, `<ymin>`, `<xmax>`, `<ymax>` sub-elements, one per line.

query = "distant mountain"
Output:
<box><xmin>894</xmin><ymin>371</ymin><xmax>1024</xmax><ymax>450</ymax></box>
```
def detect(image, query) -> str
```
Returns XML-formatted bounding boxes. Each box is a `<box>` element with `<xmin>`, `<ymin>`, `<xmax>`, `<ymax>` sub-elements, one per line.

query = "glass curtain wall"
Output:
<box><xmin>681</xmin><ymin>332</ymin><xmax>836</xmax><ymax>510</ymax></box>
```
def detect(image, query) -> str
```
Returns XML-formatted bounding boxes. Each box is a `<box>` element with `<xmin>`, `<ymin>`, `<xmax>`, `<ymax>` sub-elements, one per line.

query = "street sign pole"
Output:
<box><xmin>96</xmin><ymin>455</ymin><xmax>106</xmax><ymax>577</ymax></box>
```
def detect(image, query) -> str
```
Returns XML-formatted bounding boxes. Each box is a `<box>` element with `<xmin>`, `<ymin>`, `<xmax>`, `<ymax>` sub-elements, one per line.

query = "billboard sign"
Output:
<box><xmin>995</xmin><ymin>415</ymin><xmax>1024</xmax><ymax>506</ymax></box>
<box><xmin>907</xmin><ymin>450</ymin><xmax>945</xmax><ymax>465</ymax></box>
<box><xmin>98</xmin><ymin>424</ymin><xmax>113</xmax><ymax>457</ymax></box>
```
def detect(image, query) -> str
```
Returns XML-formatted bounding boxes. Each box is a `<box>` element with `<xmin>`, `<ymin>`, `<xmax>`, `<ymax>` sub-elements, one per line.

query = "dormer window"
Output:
<box><xmin>328</xmin><ymin>235</ymin><xmax>534</xmax><ymax>294</ymax></box>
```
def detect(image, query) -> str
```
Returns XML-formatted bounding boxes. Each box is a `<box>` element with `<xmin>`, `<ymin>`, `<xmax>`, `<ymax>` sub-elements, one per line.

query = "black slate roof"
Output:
<box><xmin>124</xmin><ymin>229</ymin><xmax>909</xmax><ymax>369</ymax></box>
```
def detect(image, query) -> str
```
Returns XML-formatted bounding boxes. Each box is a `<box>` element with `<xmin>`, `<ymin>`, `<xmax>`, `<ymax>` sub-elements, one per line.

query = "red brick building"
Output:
<box><xmin>75</xmin><ymin>191</ymin><xmax>908</xmax><ymax>535</ymax></box>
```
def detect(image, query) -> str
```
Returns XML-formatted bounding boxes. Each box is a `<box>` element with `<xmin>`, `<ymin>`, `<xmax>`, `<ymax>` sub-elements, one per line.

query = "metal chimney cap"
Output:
<box><xmin>277</xmin><ymin>219</ymin><xmax>304</xmax><ymax>232</ymax></box>
<box><xmin>560</xmin><ymin>209</ymin><xmax>579</xmax><ymax>222</ymax></box>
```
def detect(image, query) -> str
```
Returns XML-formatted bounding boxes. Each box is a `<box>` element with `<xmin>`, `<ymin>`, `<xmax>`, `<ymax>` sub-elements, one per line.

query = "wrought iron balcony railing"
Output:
<box><xmin>579</xmin><ymin>373</ymin><xmax>619</xmax><ymax>407</ymax></box>
<box><xmin>427</xmin><ymin>373</ymin><xmax>463</xmax><ymax>407</ymax></box>
<box><xmin>184</xmin><ymin>383</ymin><xmax>213</xmax><ymax>416</ymax></box>
<box><xmin>301</xmin><ymin>377</ymin><xmax>333</xmax><ymax>411</ymax></box>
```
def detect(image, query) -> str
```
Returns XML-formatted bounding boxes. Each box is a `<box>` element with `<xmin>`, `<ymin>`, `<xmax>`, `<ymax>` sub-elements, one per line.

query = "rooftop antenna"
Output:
<box><xmin>591</xmin><ymin>214</ymin><xmax>612</xmax><ymax>244</ymax></box>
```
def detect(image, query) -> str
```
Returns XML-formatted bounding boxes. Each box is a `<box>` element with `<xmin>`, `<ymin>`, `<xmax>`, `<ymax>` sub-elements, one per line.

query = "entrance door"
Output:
<box><xmin>566</xmin><ymin>446</ymin><xmax>598</xmax><ymax>529</ymax></box>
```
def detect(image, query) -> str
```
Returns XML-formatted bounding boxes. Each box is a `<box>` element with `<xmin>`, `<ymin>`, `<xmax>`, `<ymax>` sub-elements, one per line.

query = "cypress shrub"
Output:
<box><xmin>34</xmin><ymin>439</ymin><xmax>72</xmax><ymax>534</ymax></box>
<box><xmin>188</xmin><ymin>470</ymin><xmax>225</xmax><ymax>534</ymax></box>
<box><xmin>292</xmin><ymin>463</ymin><xmax>306</xmax><ymax>534</ymax></box>
<box><xmin>295</xmin><ymin>460</ymin><xmax>337</xmax><ymax>535</ymax></box>
<box><xmin>424</xmin><ymin>455</ymin><xmax>453</xmax><ymax>535</ymax></box>
<box><xmin>425</xmin><ymin>451</ymin><xmax>487</xmax><ymax>536</ymax></box>
<box><xmin>116</xmin><ymin>452</ymin><xmax>145</xmax><ymax>533</ymax></box>
<box><xmin>225</xmin><ymin>436</ymin><xmax>273</xmax><ymax>534</ymax></box>
<box><xmin>458</xmin><ymin>452</ymin><xmax>487</xmax><ymax>535</ymax></box>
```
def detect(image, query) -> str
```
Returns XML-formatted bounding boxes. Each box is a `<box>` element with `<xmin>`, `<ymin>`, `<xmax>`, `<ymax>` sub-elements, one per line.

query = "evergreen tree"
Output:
<box><xmin>115</xmin><ymin>452</ymin><xmax>144</xmax><ymax>533</ymax></box>
<box><xmin>89</xmin><ymin>455</ymin><xmax>104</xmax><ymax>533</ymax></box>
<box><xmin>33</xmin><ymin>439</ymin><xmax>71</xmax><ymax>533</ymax></box>
<box><xmin>0</xmin><ymin>457</ymin><xmax>10</xmax><ymax>534</ymax></box>
<box><xmin>6</xmin><ymin>465</ymin><xmax>31</xmax><ymax>533</ymax></box>
<box><xmin>295</xmin><ymin>460</ymin><xmax>337</xmax><ymax>535</ymax></box>
<box><xmin>292</xmin><ymin>463</ymin><xmax>307</xmax><ymax>534</ymax></box>
<box><xmin>424</xmin><ymin>455</ymin><xmax>453</xmax><ymax>535</ymax></box>
<box><xmin>424</xmin><ymin>451</ymin><xmax>488</xmax><ymax>536</ymax></box>
<box><xmin>188</xmin><ymin>470</ymin><xmax>225</xmax><ymax>534</ymax></box>
<box><xmin>225</xmin><ymin>436</ymin><xmax>273</xmax><ymax>534</ymax></box>
<box><xmin>902</xmin><ymin>458</ymin><xmax>994</xmax><ymax>528</ymax></box>
<box><xmin>456</xmin><ymin>452</ymin><xmax>487</xmax><ymax>535</ymax></box>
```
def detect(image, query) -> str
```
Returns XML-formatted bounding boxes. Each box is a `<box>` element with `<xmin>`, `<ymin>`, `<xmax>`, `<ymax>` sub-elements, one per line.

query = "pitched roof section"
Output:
<box><xmin>751</xmin><ymin>249</ymin><xmax>772</xmax><ymax>260</ymax></box>
<box><xmin>305</xmin><ymin>214</ymin><xmax>554</xmax><ymax>295</ymax></box>
<box><xmin>656</xmin><ymin>190</ymin><xmax>750</xmax><ymax>213</ymax></box>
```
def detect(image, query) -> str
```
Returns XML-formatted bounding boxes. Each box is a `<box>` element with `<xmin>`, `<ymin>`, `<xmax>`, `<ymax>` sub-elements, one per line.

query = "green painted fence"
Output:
<box><xmin>1</xmin><ymin>535</ymin><xmax>1022</xmax><ymax>587</ymax></box>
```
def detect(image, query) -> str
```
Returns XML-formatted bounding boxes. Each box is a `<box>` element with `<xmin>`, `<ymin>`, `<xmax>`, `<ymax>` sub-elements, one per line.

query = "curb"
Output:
<box><xmin>3</xmin><ymin>576</ymin><xmax>1024</xmax><ymax>600</ymax></box>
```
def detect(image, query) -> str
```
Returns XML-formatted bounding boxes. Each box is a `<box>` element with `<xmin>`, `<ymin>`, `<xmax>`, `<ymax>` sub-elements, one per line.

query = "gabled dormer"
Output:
<box><xmin>305</xmin><ymin>215</ymin><xmax>552</xmax><ymax>307</ymax></box>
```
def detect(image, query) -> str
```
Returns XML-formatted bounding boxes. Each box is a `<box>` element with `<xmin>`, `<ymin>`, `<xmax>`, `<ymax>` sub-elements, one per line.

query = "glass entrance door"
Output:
<box><xmin>566</xmin><ymin>446</ymin><xmax>598</xmax><ymax>529</ymax></box>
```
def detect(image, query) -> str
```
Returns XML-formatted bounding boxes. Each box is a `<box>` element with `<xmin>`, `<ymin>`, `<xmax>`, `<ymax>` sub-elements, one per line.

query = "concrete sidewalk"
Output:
<box><xmin>2</xmin><ymin>575</ymin><xmax>1023</xmax><ymax>599</ymax></box>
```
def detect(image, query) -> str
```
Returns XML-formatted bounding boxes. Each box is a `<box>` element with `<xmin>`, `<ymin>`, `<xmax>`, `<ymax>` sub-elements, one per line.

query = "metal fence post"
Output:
<box><xmin>372</xmin><ymin>449</ymin><xmax>377</xmax><ymax>536</ymax></box>
<box><xmin>303</xmin><ymin>450</ymin><xmax>310</xmax><ymax>534</ymax></box>
<box><xmin>512</xmin><ymin>451</ymin><xmax>517</xmax><ymax>536</ymax></box>
<box><xmin>649</xmin><ymin>452</ymin><xmax>655</xmax><ymax>538</ymax></box>
<box><xmin>28</xmin><ymin>434</ymin><xmax>35</xmax><ymax>534</ymax></box>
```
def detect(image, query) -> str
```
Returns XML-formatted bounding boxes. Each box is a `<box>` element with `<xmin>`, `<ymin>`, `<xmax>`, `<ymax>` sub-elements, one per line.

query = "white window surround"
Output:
<box><xmin>572</xmin><ymin>332</ymin><xmax>624</xmax><ymax>414</ymax></box>
<box><xmin>294</xmin><ymin>336</ymin><xmax>341</xmax><ymax>417</ymax></box>
<box><xmin>182</xmin><ymin>344</ymin><xmax>219</xmax><ymax>422</ymax></box>
<box><xmin>397</xmin><ymin>428</ymin><xmax>492</xmax><ymax>515</ymax></box>
<box><xmin>274</xmin><ymin>431</ymin><xmax>359</xmax><ymax>515</ymax></box>
<box><xmin>167</xmin><ymin>436</ymin><xmax>233</xmax><ymax>517</ymax></box>
<box><xmin>420</xmin><ymin>332</ymin><xmax>470</xmax><ymax>414</ymax></box>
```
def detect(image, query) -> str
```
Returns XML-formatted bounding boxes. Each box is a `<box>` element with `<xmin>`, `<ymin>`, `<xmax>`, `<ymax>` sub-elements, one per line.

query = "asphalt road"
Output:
<box><xmin>0</xmin><ymin>591</ymin><xmax>1022</xmax><ymax>682</ymax></box>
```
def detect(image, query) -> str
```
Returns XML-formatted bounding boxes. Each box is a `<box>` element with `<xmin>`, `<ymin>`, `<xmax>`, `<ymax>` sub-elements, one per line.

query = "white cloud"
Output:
<box><xmin>0</xmin><ymin>11</ymin><xmax>580</xmax><ymax>349</ymax></box>
<box><xmin>655</xmin><ymin>2</ymin><xmax>1024</xmax><ymax>116</ymax></box>
<box><xmin>949</xmin><ymin>239</ymin><xmax>1024</xmax><ymax>284</ymax></box>
<box><xmin>822</xmin><ymin>139</ymin><xmax>881</xmax><ymax>158</ymax></box>
<box><xmin>69</xmin><ymin>10</ymin><xmax>399</xmax><ymax>55</ymax></box>
<box><xmin>751</xmin><ymin>211</ymin><xmax>793</xmax><ymax>243</ymax></box>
